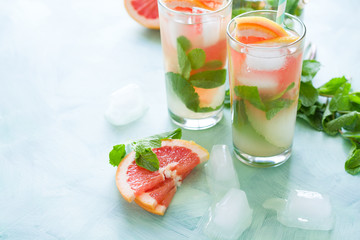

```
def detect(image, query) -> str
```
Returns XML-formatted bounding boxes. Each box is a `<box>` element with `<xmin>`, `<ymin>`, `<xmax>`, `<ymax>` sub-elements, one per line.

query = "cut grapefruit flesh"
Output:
<box><xmin>124</xmin><ymin>0</ymin><xmax>160</xmax><ymax>29</ymax></box>
<box><xmin>235</xmin><ymin>16</ymin><xmax>289</xmax><ymax>44</ymax></box>
<box><xmin>116</xmin><ymin>139</ymin><xmax>209</xmax><ymax>215</ymax></box>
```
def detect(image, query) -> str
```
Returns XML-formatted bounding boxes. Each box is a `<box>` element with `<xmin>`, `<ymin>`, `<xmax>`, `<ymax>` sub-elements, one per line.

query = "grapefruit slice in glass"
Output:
<box><xmin>116</xmin><ymin>139</ymin><xmax>209</xmax><ymax>215</ymax></box>
<box><xmin>235</xmin><ymin>16</ymin><xmax>289</xmax><ymax>44</ymax></box>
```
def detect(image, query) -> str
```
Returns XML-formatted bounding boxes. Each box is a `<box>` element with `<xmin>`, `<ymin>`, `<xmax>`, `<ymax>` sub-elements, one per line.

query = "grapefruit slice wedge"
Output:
<box><xmin>124</xmin><ymin>0</ymin><xmax>160</xmax><ymax>29</ymax></box>
<box><xmin>235</xmin><ymin>16</ymin><xmax>289</xmax><ymax>44</ymax></box>
<box><xmin>116</xmin><ymin>139</ymin><xmax>209</xmax><ymax>215</ymax></box>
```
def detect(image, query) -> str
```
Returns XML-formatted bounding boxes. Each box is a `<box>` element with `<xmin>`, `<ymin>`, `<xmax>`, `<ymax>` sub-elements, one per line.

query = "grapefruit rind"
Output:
<box><xmin>116</xmin><ymin>152</ymin><xmax>138</xmax><ymax>202</ymax></box>
<box><xmin>115</xmin><ymin>139</ymin><xmax>209</xmax><ymax>215</ymax></box>
<box><xmin>252</xmin><ymin>36</ymin><xmax>299</xmax><ymax>45</ymax></box>
<box><xmin>161</xmin><ymin>139</ymin><xmax>209</xmax><ymax>163</ymax></box>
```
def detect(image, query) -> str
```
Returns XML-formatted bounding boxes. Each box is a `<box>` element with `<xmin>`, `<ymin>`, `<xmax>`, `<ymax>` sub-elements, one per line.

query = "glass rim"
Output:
<box><xmin>158</xmin><ymin>0</ymin><xmax>233</xmax><ymax>17</ymax></box>
<box><xmin>226</xmin><ymin>10</ymin><xmax>306</xmax><ymax>50</ymax></box>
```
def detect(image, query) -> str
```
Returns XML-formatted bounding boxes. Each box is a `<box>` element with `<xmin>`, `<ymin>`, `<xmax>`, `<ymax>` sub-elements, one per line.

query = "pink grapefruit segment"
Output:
<box><xmin>116</xmin><ymin>139</ymin><xmax>209</xmax><ymax>215</ymax></box>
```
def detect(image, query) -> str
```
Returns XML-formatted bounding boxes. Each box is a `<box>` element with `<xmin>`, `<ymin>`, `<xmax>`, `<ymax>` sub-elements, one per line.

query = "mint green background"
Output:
<box><xmin>0</xmin><ymin>0</ymin><xmax>359</xmax><ymax>239</ymax></box>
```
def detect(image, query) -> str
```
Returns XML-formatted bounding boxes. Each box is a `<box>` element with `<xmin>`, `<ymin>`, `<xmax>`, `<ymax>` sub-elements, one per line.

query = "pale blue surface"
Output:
<box><xmin>1</xmin><ymin>0</ymin><xmax>360</xmax><ymax>239</ymax></box>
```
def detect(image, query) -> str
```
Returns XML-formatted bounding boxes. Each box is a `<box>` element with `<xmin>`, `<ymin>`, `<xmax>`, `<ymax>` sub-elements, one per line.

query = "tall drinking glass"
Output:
<box><xmin>227</xmin><ymin>10</ymin><xmax>306</xmax><ymax>167</ymax></box>
<box><xmin>158</xmin><ymin>0</ymin><xmax>232</xmax><ymax>130</ymax></box>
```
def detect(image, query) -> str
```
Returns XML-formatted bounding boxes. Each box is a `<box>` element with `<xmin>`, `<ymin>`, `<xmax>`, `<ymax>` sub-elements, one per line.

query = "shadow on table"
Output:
<box><xmin>140</xmin><ymin>28</ymin><xmax>161</xmax><ymax>44</ymax></box>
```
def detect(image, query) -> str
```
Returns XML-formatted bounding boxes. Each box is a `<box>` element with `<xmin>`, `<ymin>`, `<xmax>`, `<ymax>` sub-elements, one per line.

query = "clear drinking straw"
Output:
<box><xmin>276</xmin><ymin>0</ymin><xmax>287</xmax><ymax>25</ymax></box>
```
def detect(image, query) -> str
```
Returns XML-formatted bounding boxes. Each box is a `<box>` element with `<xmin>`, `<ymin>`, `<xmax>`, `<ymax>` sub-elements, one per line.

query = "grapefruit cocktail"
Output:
<box><xmin>158</xmin><ymin>0</ymin><xmax>232</xmax><ymax>130</ymax></box>
<box><xmin>227</xmin><ymin>11</ymin><xmax>306</xmax><ymax>167</ymax></box>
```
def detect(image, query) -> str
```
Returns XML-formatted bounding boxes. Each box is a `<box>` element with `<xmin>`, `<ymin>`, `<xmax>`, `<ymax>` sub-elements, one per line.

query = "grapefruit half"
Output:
<box><xmin>116</xmin><ymin>139</ymin><xmax>209</xmax><ymax>215</ymax></box>
<box><xmin>124</xmin><ymin>0</ymin><xmax>160</xmax><ymax>29</ymax></box>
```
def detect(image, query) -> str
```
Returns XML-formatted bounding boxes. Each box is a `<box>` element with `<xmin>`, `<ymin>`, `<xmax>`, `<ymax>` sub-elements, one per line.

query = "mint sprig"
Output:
<box><xmin>108</xmin><ymin>128</ymin><xmax>182</xmax><ymax>171</ymax></box>
<box><xmin>167</xmin><ymin>36</ymin><xmax>226</xmax><ymax>113</ymax></box>
<box><xmin>297</xmin><ymin>59</ymin><xmax>360</xmax><ymax>175</ymax></box>
<box><xmin>234</xmin><ymin>82</ymin><xmax>295</xmax><ymax>120</ymax></box>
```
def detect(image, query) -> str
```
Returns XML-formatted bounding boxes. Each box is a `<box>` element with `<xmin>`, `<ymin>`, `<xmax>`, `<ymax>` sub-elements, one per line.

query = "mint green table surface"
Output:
<box><xmin>0</xmin><ymin>0</ymin><xmax>359</xmax><ymax>239</ymax></box>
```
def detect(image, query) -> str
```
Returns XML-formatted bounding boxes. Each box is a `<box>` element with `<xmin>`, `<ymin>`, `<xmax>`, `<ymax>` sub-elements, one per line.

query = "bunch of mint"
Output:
<box><xmin>109</xmin><ymin>128</ymin><xmax>182</xmax><ymax>171</ymax></box>
<box><xmin>298</xmin><ymin>60</ymin><xmax>360</xmax><ymax>175</ymax></box>
<box><xmin>166</xmin><ymin>36</ymin><xmax>226</xmax><ymax>113</ymax></box>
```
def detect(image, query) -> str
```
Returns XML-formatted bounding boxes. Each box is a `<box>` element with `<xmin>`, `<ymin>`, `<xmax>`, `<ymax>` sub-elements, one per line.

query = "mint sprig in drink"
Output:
<box><xmin>158</xmin><ymin>0</ymin><xmax>232</xmax><ymax>130</ymax></box>
<box><xmin>227</xmin><ymin>10</ymin><xmax>306</xmax><ymax>167</ymax></box>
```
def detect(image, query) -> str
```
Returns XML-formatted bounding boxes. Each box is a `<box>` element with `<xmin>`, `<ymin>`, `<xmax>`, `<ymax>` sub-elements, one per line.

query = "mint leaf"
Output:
<box><xmin>265</xmin><ymin>99</ymin><xmax>294</xmax><ymax>120</ymax></box>
<box><xmin>177</xmin><ymin>36</ymin><xmax>191</xmax><ymax>51</ymax></box>
<box><xmin>299</xmin><ymin>81</ymin><xmax>318</xmax><ymax>107</ymax></box>
<box><xmin>233</xmin><ymin>100</ymin><xmax>248</xmax><ymax>129</ymax></box>
<box><xmin>234</xmin><ymin>86</ymin><xmax>265</xmax><ymax>111</ymax></box>
<box><xmin>135</xmin><ymin>149</ymin><xmax>159</xmax><ymax>172</ymax></box>
<box><xmin>224</xmin><ymin>89</ymin><xmax>230</xmax><ymax>108</ymax></box>
<box><xmin>166</xmin><ymin>72</ymin><xmax>199</xmax><ymax>112</ymax></box>
<box><xmin>349</xmin><ymin>92</ymin><xmax>360</xmax><ymax>105</ymax></box>
<box><xmin>203</xmin><ymin>60</ymin><xmax>223</xmax><ymax>70</ymax></box>
<box><xmin>322</xmin><ymin>104</ymin><xmax>336</xmax><ymax>135</ymax></box>
<box><xmin>235</xmin><ymin>83</ymin><xmax>295</xmax><ymax>120</ymax></box>
<box><xmin>197</xmin><ymin>104</ymin><xmax>223</xmax><ymax>113</ymax></box>
<box><xmin>150</xmin><ymin>128</ymin><xmax>182</xmax><ymax>140</ymax></box>
<box><xmin>301</xmin><ymin>60</ymin><xmax>321</xmax><ymax>82</ymax></box>
<box><xmin>177</xmin><ymin>37</ymin><xmax>192</xmax><ymax>79</ymax></box>
<box><xmin>318</xmin><ymin>76</ymin><xmax>348</xmax><ymax>96</ymax></box>
<box><xmin>345</xmin><ymin>146</ymin><xmax>360</xmax><ymax>175</ymax></box>
<box><xmin>189</xmin><ymin>69</ymin><xmax>226</xmax><ymax>89</ymax></box>
<box><xmin>131</xmin><ymin>139</ymin><xmax>162</xmax><ymax>152</ymax></box>
<box><xmin>329</xmin><ymin>82</ymin><xmax>351</xmax><ymax>112</ymax></box>
<box><xmin>326</xmin><ymin>112</ymin><xmax>360</xmax><ymax>133</ymax></box>
<box><xmin>270</xmin><ymin>82</ymin><xmax>295</xmax><ymax>101</ymax></box>
<box><xmin>188</xmin><ymin>49</ymin><xmax>206</xmax><ymax>70</ymax></box>
<box><xmin>297</xmin><ymin>101</ymin><xmax>325</xmax><ymax>131</ymax></box>
<box><xmin>109</xmin><ymin>144</ymin><xmax>126</xmax><ymax>167</ymax></box>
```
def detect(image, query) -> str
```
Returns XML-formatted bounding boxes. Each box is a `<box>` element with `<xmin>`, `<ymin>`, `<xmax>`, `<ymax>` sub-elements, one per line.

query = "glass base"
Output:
<box><xmin>233</xmin><ymin>146</ymin><xmax>291</xmax><ymax>168</ymax></box>
<box><xmin>168</xmin><ymin>109</ymin><xmax>223</xmax><ymax>130</ymax></box>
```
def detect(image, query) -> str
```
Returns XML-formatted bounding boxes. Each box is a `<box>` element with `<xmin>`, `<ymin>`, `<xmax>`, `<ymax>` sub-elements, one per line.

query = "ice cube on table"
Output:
<box><xmin>104</xmin><ymin>84</ymin><xmax>148</xmax><ymax>126</ymax></box>
<box><xmin>204</xmin><ymin>145</ymin><xmax>240</xmax><ymax>201</ymax></box>
<box><xmin>263</xmin><ymin>190</ymin><xmax>335</xmax><ymax>230</ymax></box>
<box><xmin>204</xmin><ymin>188</ymin><xmax>253</xmax><ymax>240</ymax></box>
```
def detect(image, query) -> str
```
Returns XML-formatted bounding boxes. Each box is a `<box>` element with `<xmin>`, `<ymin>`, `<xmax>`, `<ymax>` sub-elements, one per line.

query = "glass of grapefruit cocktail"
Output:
<box><xmin>227</xmin><ymin>10</ymin><xmax>306</xmax><ymax>167</ymax></box>
<box><xmin>158</xmin><ymin>0</ymin><xmax>232</xmax><ymax>130</ymax></box>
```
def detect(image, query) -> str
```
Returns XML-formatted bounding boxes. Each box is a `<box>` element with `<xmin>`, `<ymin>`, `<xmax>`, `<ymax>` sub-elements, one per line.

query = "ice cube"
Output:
<box><xmin>263</xmin><ymin>190</ymin><xmax>335</xmax><ymax>230</ymax></box>
<box><xmin>204</xmin><ymin>145</ymin><xmax>240</xmax><ymax>200</ymax></box>
<box><xmin>237</xmin><ymin>75</ymin><xmax>279</xmax><ymax>96</ymax></box>
<box><xmin>104</xmin><ymin>84</ymin><xmax>148</xmax><ymax>126</ymax></box>
<box><xmin>204</xmin><ymin>188</ymin><xmax>253</xmax><ymax>239</ymax></box>
<box><xmin>201</xmin><ymin>20</ymin><xmax>221</xmax><ymax>47</ymax></box>
<box><xmin>246</xmin><ymin>48</ymin><xmax>287</xmax><ymax>71</ymax></box>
